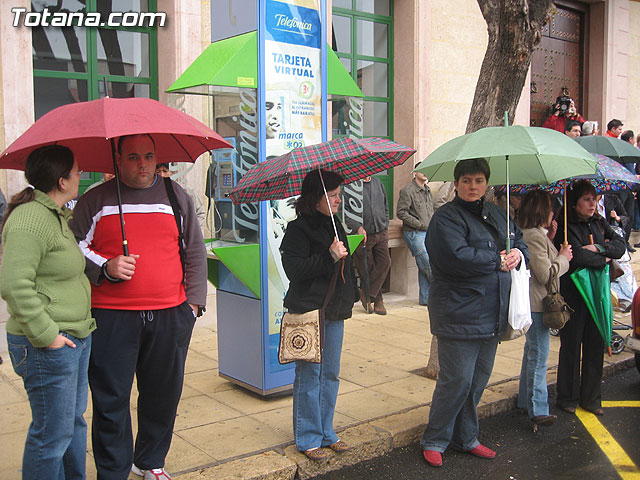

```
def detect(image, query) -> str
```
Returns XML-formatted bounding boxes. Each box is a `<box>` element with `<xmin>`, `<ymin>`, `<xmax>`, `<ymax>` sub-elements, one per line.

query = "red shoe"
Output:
<box><xmin>423</xmin><ymin>449</ymin><xmax>443</xmax><ymax>467</ymax></box>
<box><xmin>468</xmin><ymin>444</ymin><xmax>496</xmax><ymax>459</ymax></box>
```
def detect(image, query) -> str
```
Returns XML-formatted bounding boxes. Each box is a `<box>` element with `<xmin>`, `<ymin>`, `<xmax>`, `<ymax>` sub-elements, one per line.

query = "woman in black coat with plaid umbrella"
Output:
<box><xmin>280</xmin><ymin>169</ymin><xmax>358</xmax><ymax>461</ymax></box>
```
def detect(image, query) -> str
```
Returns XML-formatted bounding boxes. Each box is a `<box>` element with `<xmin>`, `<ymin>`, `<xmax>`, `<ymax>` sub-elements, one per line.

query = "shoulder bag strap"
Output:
<box><xmin>318</xmin><ymin>259</ymin><xmax>342</xmax><ymax>350</ymax></box>
<box><xmin>546</xmin><ymin>265</ymin><xmax>559</xmax><ymax>295</ymax></box>
<box><xmin>163</xmin><ymin>176</ymin><xmax>186</xmax><ymax>283</ymax></box>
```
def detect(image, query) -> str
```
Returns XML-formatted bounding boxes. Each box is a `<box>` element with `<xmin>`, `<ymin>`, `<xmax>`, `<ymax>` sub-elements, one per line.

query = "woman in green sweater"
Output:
<box><xmin>1</xmin><ymin>145</ymin><xmax>95</xmax><ymax>480</ymax></box>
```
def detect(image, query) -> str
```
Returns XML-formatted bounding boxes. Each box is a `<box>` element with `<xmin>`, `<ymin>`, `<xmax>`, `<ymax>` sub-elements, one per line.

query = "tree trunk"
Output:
<box><xmin>467</xmin><ymin>0</ymin><xmax>552</xmax><ymax>133</ymax></box>
<box><xmin>423</xmin><ymin>0</ymin><xmax>553</xmax><ymax>380</ymax></box>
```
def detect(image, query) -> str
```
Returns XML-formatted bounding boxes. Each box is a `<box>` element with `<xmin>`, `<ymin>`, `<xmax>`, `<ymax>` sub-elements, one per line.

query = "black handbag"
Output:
<box><xmin>542</xmin><ymin>267</ymin><xmax>573</xmax><ymax>329</ymax></box>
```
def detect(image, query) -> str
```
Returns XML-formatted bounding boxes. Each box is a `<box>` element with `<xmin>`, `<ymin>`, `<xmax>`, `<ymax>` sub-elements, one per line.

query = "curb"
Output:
<box><xmin>177</xmin><ymin>354</ymin><xmax>635</xmax><ymax>479</ymax></box>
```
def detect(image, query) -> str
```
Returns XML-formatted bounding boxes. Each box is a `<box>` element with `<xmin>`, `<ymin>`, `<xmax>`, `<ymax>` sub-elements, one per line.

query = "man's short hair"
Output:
<box><xmin>564</xmin><ymin>119</ymin><xmax>582</xmax><ymax>133</ymax></box>
<box><xmin>607</xmin><ymin>119</ymin><xmax>623</xmax><ymax>132</ymax></box>
<box><xmin>453</xmin><ymin>158</ymin><xmax>490</xmax><ymax>182</ymax></box>
<box><xmin>117</xmin><ymin>134</ymin><xmax>156</xmax><ymax>155</ymax></box>
<box><xmin>621</xmin><ymin>130</ymin><xmax>635</xmax><ymax>143</ymax></box>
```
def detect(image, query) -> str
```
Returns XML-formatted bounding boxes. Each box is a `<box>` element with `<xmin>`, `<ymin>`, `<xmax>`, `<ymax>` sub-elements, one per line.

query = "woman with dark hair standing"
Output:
<box><xmin>280</xmin><ymin>169</ymin><xmax>358</xmax><ymax>460</ymax></box>
<box><xmin>554</xmin><ymin>179</ymin><xmax>625</xmax><ymax>416</ymax></box>
<box><xmin>517</xmin><ymin>191</ymin><xmax>572</xmax><ymax>428</ymax></box>
<box><xmin>421</xmin><ymin>158</ymin><xmax>528</xmax><ymax>468</ymax></box>
<box><xmin>1</xmin><ymin>146</ymin><xmax>95</xmax><ymax>479</ymax></box>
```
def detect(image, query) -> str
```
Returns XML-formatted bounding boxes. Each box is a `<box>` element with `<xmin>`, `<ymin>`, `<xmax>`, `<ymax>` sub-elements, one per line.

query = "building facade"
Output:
<box><xmin>1</xmin><ymin>0</ymin><xmax>639</xmax><ymax>298</ymax></box>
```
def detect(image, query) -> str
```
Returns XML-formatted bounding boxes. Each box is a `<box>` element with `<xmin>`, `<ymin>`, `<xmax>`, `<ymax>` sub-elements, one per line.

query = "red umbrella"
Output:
<box><xmin>229</xmin><ymin>137</ymin><xmax>416</xmax><ymax>204</ymax></box>
<box><xmin>0</xmin><ymin>97</ymin><xmax>232</xmax><ymax>172</ymax></box>
<box><xmin>0</xmin><ymin>97</ymin><xmax>232</xmax><ymax>255</ymax></box>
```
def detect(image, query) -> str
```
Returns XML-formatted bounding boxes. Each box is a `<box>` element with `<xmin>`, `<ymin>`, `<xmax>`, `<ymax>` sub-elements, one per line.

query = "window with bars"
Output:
<box><xmin>332</xmin><ymin>0</ymin><xmax>394</xmax><ymax>214</ymax></box>
<box><xmin>32</xmin><ymin>0</ymin><xmax>159</xmax><ymax>191</ymax></box>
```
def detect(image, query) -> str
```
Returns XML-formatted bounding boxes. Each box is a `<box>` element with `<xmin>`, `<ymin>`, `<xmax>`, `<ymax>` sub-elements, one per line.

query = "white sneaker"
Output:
<box><xmin>131</xmin><ymin>464</ymin><xmax>172</xmax><ymax>480</ymax></box>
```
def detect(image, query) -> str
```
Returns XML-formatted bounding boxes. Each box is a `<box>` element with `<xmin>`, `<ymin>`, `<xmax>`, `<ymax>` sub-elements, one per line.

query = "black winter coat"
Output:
<box><xmin>555</xmin><ymin>213</ymin><xmax>626</xmax><ymax>310</ymax></box>
<box><xmin>426</xmin><ymin>196</ymin><xmax>529</xmax><ymax>340</ymax></box>
<box><xmin>280</xmin><ymin>212</ymin><xmax>357</xmax><ymax>320</ymax></box>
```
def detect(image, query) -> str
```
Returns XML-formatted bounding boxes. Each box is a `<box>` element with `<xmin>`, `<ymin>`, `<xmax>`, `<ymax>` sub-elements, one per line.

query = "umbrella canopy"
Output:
<box><xmin>229</xmin><ymin>137</ymin><xmax>415</xmax><ymax>204</ymax></box>
<box><xmin>570</xmin><ymin>266</ymin><xmax>613</xmax><ymax>351</ymax></box>
<box><xmin>415</xmin><ymin>125</ymin><xmax>597</xmax><ymax>185</ymax></box>
<box><xmin>0</xmin><ymin>97</ymin><xmax>232</xmax><ymax>173</ymax></box>
<box><xmin>495</xmin><ymin>153</ymin><xmax>639</xmax><ymax>196</ymax></box>
<box><xmin>575</xmin><ymin>135</ymin><xmax>640</xmax><ymax>163</ymax></box>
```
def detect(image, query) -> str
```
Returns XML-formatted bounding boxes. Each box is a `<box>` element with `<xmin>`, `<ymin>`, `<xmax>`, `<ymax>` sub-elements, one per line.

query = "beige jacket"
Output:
<box><xmin>522</xmin><ymin>227</ymin><xmax>570</xmax><ymax>312</ymax></box>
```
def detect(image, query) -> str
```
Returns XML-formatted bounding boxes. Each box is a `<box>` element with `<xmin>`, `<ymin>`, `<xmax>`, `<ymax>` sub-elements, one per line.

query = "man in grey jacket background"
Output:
<box><xmin>396</xmin><ymin>170</ymin><xmax>434</xmax><ymax>306</ymax></box>
<box><xmin>345</xmin><ymin>176</ymin><xmax>391</xmax><ymax>315</ymax></box>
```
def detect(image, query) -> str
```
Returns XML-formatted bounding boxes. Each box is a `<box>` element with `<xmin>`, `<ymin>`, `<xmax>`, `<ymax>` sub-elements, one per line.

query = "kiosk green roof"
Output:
<box><xmin>167</xmin><ymin>31</ymin><xmax>364</xmax><ymax>98</ymax></box>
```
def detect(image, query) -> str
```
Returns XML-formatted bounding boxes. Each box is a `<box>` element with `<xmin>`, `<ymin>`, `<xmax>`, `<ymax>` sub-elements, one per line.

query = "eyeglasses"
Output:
<box><xmin>69</xmin><ymin>170</ymin><xmax>84</xmax><ymax>176</ymax></box>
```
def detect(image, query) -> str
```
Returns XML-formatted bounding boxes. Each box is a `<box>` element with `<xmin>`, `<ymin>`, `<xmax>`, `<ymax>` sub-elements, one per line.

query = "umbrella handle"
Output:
<box><xmin>111</xmin><ymin>138</ymin><xmax>130</xmax><ymax>256</ymax></box>
<box><xmin>563</xmin><ymin>188</ymin><xmax>568</xmax><ymax>246</ymax></box>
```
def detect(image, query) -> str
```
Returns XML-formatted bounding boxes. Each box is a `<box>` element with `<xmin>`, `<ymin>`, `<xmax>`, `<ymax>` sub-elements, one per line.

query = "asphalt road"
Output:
<box><xmin>316</xmin><ymin>367</ymin><xmax>640</xmax><ymax>480</ymax></box>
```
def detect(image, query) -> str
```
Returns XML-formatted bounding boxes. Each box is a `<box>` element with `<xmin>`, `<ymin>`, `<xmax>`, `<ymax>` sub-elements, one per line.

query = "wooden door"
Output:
<box><xmin>530</xmin><ymin>4</ymin><xmax>585</xmax><ymax>127</ymax></box>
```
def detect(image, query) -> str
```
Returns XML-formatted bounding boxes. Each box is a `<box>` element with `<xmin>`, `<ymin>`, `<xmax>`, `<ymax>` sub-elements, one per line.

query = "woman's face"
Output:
<box><xmin>575</xmin><ymin>192</ymin><xmax>597</xmax><ymax>218</ymax></box>
<box><xmin>316</xmin><ymin>187</ymin><xmax>341</xmax><ymax>216</ymax></box>
<box><xmin>455</xmin><ymin>173</ymin><xmax>488</xmax><ymax>202</ymax></box>
<box><xmin>64</xmin><ymin>158</ymin><xmax>81</xmax><ymax>200</ymax></box>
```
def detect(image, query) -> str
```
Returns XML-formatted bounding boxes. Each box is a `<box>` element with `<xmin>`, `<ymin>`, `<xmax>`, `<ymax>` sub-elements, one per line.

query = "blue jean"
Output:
<box><xmin>402</xmin><ymin>230</ymin><xmax>431</xmax><ymax>305</ymax></box>
<box><xmin>7</xmin><ymin>332</ymin><xmax>91</xmax><ymax>480</ymax></box>
<box><xmin>293</xmin><ymin>319</ymin><xmax>344</xmax><ymax>451</ymax></box>
<box><xmin>421</xmin><ymin>335</ymin><xmax>499</xmax><ymax>453</ymax></box>
<box><xmin>517</xmin><ymin>312</ymin><xmax>550</xmax><ymax>418</ymax></box>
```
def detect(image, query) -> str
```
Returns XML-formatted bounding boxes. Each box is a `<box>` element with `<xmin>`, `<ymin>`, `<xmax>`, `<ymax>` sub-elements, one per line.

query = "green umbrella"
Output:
<box><xmin>415</xmin><ymin>125</ymin><xmax>597</xmax><ymax>185</ymax></box>
<box><xmin>575</xmin><ymin>135</ymin><xmax>640</xmax><ymax>163</ymax></box>
<box><xmin>570</xmin><ymin>266</ymin><xmax>613</xmax><ymax>354</ymax></box>
<box><xmin>415</xmin><ymin>125</ymin><xmax>597</xmax><ymax>250</ymax></box>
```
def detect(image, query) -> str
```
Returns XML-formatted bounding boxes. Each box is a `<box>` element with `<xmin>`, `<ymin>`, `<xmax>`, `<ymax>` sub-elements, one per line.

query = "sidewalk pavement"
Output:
<box><xmin>1</xmin><ymin>262</ymin><xmax>637</xmax><ymax>479</ymax></box>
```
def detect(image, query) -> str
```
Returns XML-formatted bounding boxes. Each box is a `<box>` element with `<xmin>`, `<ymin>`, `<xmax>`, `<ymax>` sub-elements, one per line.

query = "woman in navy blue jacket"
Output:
<box><xmin>421</xmin><ymin>158</ymin><xmax>528</xmax><ymax>468</ymax></box>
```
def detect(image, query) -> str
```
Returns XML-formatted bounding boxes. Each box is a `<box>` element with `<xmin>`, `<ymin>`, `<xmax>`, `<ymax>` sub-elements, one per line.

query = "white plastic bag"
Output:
<box><xmin>503</xmin><ymin>249</ymin><xmax>532</xmax><ymax>341</ymax></box>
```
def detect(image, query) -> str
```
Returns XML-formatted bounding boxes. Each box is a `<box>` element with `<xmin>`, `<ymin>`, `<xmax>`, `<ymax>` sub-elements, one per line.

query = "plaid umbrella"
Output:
<box><xmin>229</xmin><ymin>137</ymin><xmax>415</xmax><ymax>204</ymax></box>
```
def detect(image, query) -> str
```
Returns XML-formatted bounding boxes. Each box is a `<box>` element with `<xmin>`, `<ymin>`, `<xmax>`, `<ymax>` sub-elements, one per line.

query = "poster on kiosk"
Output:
<box><xmin>263</xmin><ymin>0</ymin><xmax>324</xmax><ymax>382</ymax></box>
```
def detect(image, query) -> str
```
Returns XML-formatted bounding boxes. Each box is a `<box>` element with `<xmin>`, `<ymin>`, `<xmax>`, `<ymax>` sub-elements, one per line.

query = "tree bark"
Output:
<box><xmin>423</xmin><ymin>0</ymin><xmax>553</xmax><ymax>380</ymax></box>
<box><xmin>467</xmin><ymin>0</ymin><xmax>552</xmax><ymax>133</ymax></box>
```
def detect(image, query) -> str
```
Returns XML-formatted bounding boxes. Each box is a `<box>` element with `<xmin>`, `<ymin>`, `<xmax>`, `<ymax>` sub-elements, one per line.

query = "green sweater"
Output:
<box><xmin>1</xmin><ymin>190</ymin><xmax>95</xmax><ymax>347</ymax></box>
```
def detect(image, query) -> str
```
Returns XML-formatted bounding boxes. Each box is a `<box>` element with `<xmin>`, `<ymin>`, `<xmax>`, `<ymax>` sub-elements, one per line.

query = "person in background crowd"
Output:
<box><xmin>420</xmin><ymin>158</ymin><xmax>528</xmax><ymax>468</ymax></box>
<box><xmin>280</xmin><ymin>169</ymin><xmax>357</xmax><ymax>461</ymax></box>
<box><xmin>1</xmin><ymin>145</ymin><xmax>95</xmax><ymax>479</ymax></box>
<box><xmin>70</xmin><ymin>134</ymin><xmax>207</xmax><ymax>480</ymax></box>
<box><xmin>605</xmin><ymin>119</ymin><xmax>623</xmax><ymax>138</ymax></box>
<box><xmin>155</xmin><ymin>162</ymin><xmax>206</xmax><ymax>231</ymax></box>
<box><xmin>517</xmin><ymin>191</ymin><xmax>571</xmax><ymax>429</ymax></box>
<box><xmin>581</xmin><ymin>121</ymin><xmax>599</xmax><ymax>136</ymax></box>
<box><xmin>85</xmin><ymin>173</ymin><xmax>115</xmax><ymax>193</ymax></box>
<box><xmin>396</xmin><ymin>168</ymin><xmax>434</xmax><ymax>306</ymax></box>
<box><xmin>554</xmin><ymin>180</ymin><xmax>625</xmax><ymax>417</ymax></box>
<box><xmin>564</xmin><ymin>120</ymin><xmax>582</xmax><ymax>139</ymax></box>
<box><xmin>494</xmin><ymin>191</ymin><xmax>522</xmax><ymax>226</ymax></box>
<box><xmin>0</xmin><ymin>186</ymin><xmax>5</xmax><ymax>365</ymax></box>
<box><xmin>542</xmin><ymin>96</ymin><xmax>584</xmax><ymax>133</ymax></box>
<box><xmin>344</xmin><ymin>176</ymin><xmax>391</xmax><ymax>315</ymax></box>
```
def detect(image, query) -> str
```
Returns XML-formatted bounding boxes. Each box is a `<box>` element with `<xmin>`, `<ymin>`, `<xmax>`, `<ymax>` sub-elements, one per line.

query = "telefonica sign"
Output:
<box><xmin>266</xmin><ymin>1</ymin><xmax>320</xmax><ymax>49</ymax></box>
<box><xmin>274</xmin><ymin>14</ymin><xmax>312</xmax><ymax>33</ymax></box>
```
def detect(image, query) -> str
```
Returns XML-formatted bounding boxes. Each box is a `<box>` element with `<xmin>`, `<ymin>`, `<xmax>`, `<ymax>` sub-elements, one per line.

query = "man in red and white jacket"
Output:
<box><xmin>71</xmin><ymin>134</ymin><xmax>207</xmax><ymax>480</ymax></box>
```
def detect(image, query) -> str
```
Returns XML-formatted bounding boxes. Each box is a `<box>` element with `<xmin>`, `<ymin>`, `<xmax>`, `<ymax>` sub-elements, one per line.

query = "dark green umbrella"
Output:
<box><xmin>570</xmin><ymin>266</ymin><xmax>613</xmax><ymax>355</ymax></box>
<box><xmin>575</xmin><ymin>135</ymin><xmax>640</xmax><ymax>163</ymax></box>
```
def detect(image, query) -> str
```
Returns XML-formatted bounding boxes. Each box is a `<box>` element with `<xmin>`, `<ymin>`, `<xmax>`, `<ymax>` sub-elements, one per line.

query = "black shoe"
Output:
<box><xmin>627</xmin><ymin>244</ymin><xmax>636</xmax><ymax>253</ymax></box>
<box><xmin>634</xmin><ymin>243</ymin><xmax>640</xmax><ymax>248</ymax></box>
